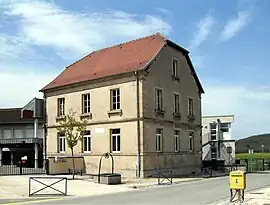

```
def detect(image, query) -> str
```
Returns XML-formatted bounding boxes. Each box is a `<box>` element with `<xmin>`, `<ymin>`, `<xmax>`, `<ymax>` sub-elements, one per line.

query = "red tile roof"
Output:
<box><xmin>41</xmin><ymin>33</ymin><xmax>204</xmax><ymax>93</ymax></box>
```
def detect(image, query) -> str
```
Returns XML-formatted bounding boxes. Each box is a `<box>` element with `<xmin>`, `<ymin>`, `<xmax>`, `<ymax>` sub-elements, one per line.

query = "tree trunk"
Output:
<box><xmin>71</xmin><ymin>147</ymin><xmax>75</xmax><ymax>180</ymax></box>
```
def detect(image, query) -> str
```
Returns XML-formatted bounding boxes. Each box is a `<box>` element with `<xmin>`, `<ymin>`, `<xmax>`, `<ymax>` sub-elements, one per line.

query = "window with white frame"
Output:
<box><xmin>110</xmin><ymin>89</ymin><xmax>120</xmax><ymax>110</ymax></box>
<box><xmin>155</xmin><ymin>89</ymin><xmax>163</xmax><ymax>110</ymax></box>
<box><xmin>189</xmin><ymin>131</ymin><xmax>194</xmax><ymax>151</ymax></box>
<box><xmin>111</xmin><ymin>129</ymin><xmax>120</xmax><ymax>152</ymax></box>
<box><xmin>156</xmin><ymin>128</ymin><xmax>163</xmax><ymax>152</ymax></box>
<box><xmin>82</xmin><ymin>93</ymin><xmax>91</xmax><ymax>114</ymax></box>
<box><xmin>188</xmin><ymin>98</ymin><xmax>194</xmax><ymax>116</ymax></box>
<box><xmin>83</xmin><ymin>130</ymin><xmax>91</xmax><ymax>152</ymax></box>
<box><xmin>220</xmin><ymin>123</ymin><xmax>229</xmax><ymax>133</ymax></box>
<box><xmin>58</xmin><ymin>133</ymin><xmax>65</xmax><ymax>152</ymax></box>
<box><xmin>173</xmin><ymin>93</ymin><xmax>180</xmax><ymax>114</ymax></box>
<box><xmin>210</xmin><ymin>123</ymin><xmax>217</xmax><ymax>140</ymax></box>
<box><xmin>172</xmin><ymin>58</ymin><xmax>179</xmax><ymax>78</ymax></box>
<box><xmin>57</xmin><ymin>98</ymin><xmax>65</xmax><ymax>116</ymax></box>
<box><xmin>174</xmin><ymin>130</ymin><xmax>180</xmax><ymax>152</ymax></box>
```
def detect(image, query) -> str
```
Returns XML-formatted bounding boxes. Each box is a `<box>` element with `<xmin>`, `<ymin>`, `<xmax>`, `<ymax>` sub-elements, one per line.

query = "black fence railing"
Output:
<box><xmin>0</xmin><ymin>165</ymin><xmax>46</xmax><ymax>176</ymax></box>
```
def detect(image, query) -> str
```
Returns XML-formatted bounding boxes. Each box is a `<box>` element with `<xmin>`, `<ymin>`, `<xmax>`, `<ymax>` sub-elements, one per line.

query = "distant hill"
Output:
<box><xmin>236</xmin><ymin>133</ymin><xmax>270</xmax><ymax>153</ymax></box>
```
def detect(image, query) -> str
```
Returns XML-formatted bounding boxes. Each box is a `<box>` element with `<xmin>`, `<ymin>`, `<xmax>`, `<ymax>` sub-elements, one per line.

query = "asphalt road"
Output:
<box><xmin>3</xmin><ymin>173</ymin><xmax>270</xmax><ymax>205</ymax></box>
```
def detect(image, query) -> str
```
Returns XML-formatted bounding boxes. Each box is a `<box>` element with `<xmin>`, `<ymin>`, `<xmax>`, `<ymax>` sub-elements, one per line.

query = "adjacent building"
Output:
<box><xmin>202</xmin><ymin>115</ymin><xmax>235</xmax><ymax>166</ymax></box>
<box><xmin>0</xmin><ymin>98</ymin><xmax>44</xmax><ymax>169</ymax></box>
<box><xmin>40</xmin><ymin>33</ymin><xmax>204</xmax><ymax>178</ymax></box>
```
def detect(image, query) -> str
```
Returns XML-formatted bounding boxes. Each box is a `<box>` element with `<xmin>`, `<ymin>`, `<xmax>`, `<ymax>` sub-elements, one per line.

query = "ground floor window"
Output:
<box><xmin>156</xmin><ymin>128</ymin><xmax>163</xmax><ymax>152</ymax></box>
<box><xmin>174</xmin><ymin>130</ymin><xmax>180</xmax><ymax>152</ymax></box>
<box><xmin>189</xmin><ymin>131</ymin><xmax>194</xmax><ymax>151</ymax></box>
<box><xmin>111</xmin><ymin>129</ymin><xmax>120</xmax><ymax>152</ymax></box>
<box><xmin>58</xmin><ymin>133</ymin><xmax>65</xmax><ymax>153</ymax></box>
<box><xmin>83</xmin><ymin>130</ymin><xmax>91</xmax><ymax>152</ymax></box>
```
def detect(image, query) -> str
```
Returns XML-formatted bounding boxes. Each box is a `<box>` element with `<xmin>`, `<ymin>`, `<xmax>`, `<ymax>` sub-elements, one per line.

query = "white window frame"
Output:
<box><xmin>155</xmin><ymin>88</ymin><xmax>163</xmax><ymax>110</ymax></box>
<box><xmin>82</xmin><ymin>93</ymin><xmax>91</xmax><ymax>114</ymax></box>
<box><xmin>111</xmin><ymin>129</ymin><xmax>121</xmax><ymax>153</ymax></box>
<box><xmin>111</xmin><ymin>88</ymin><xmax>120</xmax><ymax>110</ymax></box>
<box><xmin>188</xmin><ymin>97</ymin><xmax>194</xmax><ymax>116</ymax></box>
<box><xmin>58</xmin><ymin>133</ymin><xmax>65</xmax><ymax>153</ymax></box>
<box><xmin>174</xmin><ymin>129</ymin><xmax>180</xmax><ymax>152</ymax></box>
<box><xmin>57</xmin><ymin>98</ymin><xmax>65</xmax><ymax>116</ymax></box>
<box><xmin>220</xmin><ymin>123</ymin><xmax>229</xmax><ymax>133</ymax></box>
<box><xmin>156</xmin><ymin>128</ymin><xmax>163</xmax><ymax>152</ymax></box>
<box><xmin>173</xmin><ymin>93</ymin><xmax>180</xmax><ymax>114</ymax></box>
<box><xmin>83</xmin><ymin>130</ymin><xmax>91</xmax><ymax>153</ymax></box>
<box><xmin>172</xmin><ymin>58</ymin><xmax>179</xmax><ymax>78</ymax></box>
<box><xmin>189</xmin><ymin>130</ymin><xmax>194</xmax><ymax>151</ymax></box>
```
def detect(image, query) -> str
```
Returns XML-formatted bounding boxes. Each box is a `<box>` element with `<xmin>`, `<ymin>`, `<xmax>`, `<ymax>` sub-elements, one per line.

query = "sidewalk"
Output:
<box><xmin>214</xmin><ymin>187</ymin><xmax>270</xmax><ymax>205</ymax></box>
<box><xmin>0</xmin><ymin>174</ymin><xmax>203</xmax><ymax>199</ymax></box>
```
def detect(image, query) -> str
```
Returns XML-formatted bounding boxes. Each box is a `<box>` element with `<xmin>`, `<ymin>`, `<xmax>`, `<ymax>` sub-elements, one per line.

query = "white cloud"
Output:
<box><xmin>2</xmin><ymin>0</ymin><xmax>171</xmax><ymax>59</ymax></box>
<box><xmin>0</xmin><ymin>71</ymin><xmax>56</xmax><ymax>107</ymax></box>
<box><xmin>189</xmin><ymin>12</ymin><xmax>215</xmax><ymax>49</ymax></box>
<box><xmin>221</xmin><ymin>11</ymin><xmax>250</xmax><ymax>41</ymax></box>
<box><xmin>202</xmin><ymin>83</ymin><xmax>270</xmax><ymax>139</ymax></box>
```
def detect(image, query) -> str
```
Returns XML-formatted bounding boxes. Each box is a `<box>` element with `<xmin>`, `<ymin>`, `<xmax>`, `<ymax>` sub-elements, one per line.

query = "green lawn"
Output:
<box><xmin>236</xmin><ymin>153</ymin><xmax>270</xmax><ymax>159</ymax></box>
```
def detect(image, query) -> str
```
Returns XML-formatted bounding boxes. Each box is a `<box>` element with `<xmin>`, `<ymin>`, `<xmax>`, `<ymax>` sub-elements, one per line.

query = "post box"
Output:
<box><xmin>229</xmin><ymin>170</ymin><xmax>246</xmax><ymax>190</ymax></box>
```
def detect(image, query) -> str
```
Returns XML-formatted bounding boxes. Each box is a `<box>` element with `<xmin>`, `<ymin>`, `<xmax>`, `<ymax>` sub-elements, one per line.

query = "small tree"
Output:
<box><xmin>56</xmin><ymin>110</ymin><xmax>87</xmax><ymax>179</ymax></box>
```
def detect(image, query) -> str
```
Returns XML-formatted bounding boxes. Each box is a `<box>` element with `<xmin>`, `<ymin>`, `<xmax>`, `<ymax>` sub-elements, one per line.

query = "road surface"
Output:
<box><xmin>2</xmin><ymin>173</ymin><xmax>270</xmax><ymax>205</ymax></box>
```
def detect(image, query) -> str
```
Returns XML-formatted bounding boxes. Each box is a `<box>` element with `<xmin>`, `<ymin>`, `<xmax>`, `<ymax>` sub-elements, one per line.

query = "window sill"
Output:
<box><xmin>173</xmin><ymin>112</ymin><xmax>181</xmax><ymax>119</ymax></box>
<box><xmin>107</xmin><ymin>109</ymin><xmax>123</xmax><ymax>117</ymax></box>
<box><xmin>56</xmin><ymin>115</ymin><xmax>66</xmax><ymax>121</ymax></box>
<box><xmin>58</xmin><ymin>151</ymin><xmax>66</xmax><ymax>154</ymax></box>
<box><xmin>156</xmin><ymin>150</ymin><xmax>163</xmax><ymax>153</ymax></box>
<box><xmin>83</xmin><ymin>151</ymin><xmax>92</xmax><ymax>154</ymax></box>
<box><xmin>155</xmin><ymin>109</ymin><xmax>165</xmax><ymax>117</ymax></box>
<box><xmin>111</xmin><ymin>151</ymin><xmax>121</xmax><ymax>154</ymax></box>
<box><xmin>172</xmin><ymin>75</ymin><xmax>180</xmax><ymax>82</ymax></box>
<box><xmin>80</xmin><ymin>113</ymin><xmax>92</xmax><ymax>120</ymax></box>
<box><xmin>188</xmin><ymin>115</ymin><xmax>195</xmax><ymax>121</ymax></box>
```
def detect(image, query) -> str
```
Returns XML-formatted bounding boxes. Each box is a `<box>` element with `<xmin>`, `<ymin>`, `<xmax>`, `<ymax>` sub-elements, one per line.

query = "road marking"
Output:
<box><xmin>1</xmin><ymin>197</ymin><xmax>66</xmax><ymax>205</ymax></box>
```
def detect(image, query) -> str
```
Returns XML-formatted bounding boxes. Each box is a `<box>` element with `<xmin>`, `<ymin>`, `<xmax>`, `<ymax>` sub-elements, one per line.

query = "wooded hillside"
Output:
<box><xmin>236</xmin><ymin>133</ymin><xmax>270</xmax><ymax>153</ymax></box>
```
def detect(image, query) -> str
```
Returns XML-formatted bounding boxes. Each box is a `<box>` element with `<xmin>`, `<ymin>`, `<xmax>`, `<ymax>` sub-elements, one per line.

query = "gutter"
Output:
<box><xmin>135</xmin><ymin>71</ymin><xmax>141</xmax><ymax>178</ymax></box>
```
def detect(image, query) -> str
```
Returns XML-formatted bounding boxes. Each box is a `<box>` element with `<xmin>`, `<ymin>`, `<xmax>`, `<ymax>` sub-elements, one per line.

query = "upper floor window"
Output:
<box><xmin>155</xmin><ymin>88</ymin><xmax>163</xmax><ymax>110</ymax></box>
<box><xmin>111</xmin><ymin>128</ymin><xmax>120</xmax><ymax>152</ymax></box>
<box><xmin>172</xmin><ymin>58</ymin><xmax>179</xmax><ymax>78</ymax></box>
<box><xmin>220</xmin><ymin>123</ymin><xmax>229</xmax><ymax>133</ymax></box>
<box><xmin>189</xmin><ymin>131</ymin><xmax>194</xmax><ymax>151</ymax></box>
<box><xmin>173</xmin><ymin>94</ymin><xmax>180</xmax><ymax>114</ymax></box>
<box><xmin>83</xmin><ymin>130</ymin><xmax>91</xmax><ymax>152</ymax></box>
<box><xmin>210</xmin><ymin>123</ymin><xmax>217</xmax><ymax>140</ymax></box>
<box><xmin>174</xmin><ymin>130</ymin><xmax>180</xmax><ymax>152</ymax></box>
<box><xmin>188</xmin><ymin>98</ymin><xmax>194</xmax><ymax>116</ymax></box>
<box><xmin>110</xmin><ymin>88</ymin><xmax>120</xmax><ymax>110</ymax></box>
<box><xmin>82</xmin><ymin>93</ymin><xmax>91</xmax><ymax>114</ymax></box>
<box><xmin>156</xmin><ymin>128</ymin><xmax>163</xmax><ymax>152</ymax></box>
<box><xmin>57</xmin><ymin>98</ymin><xmax>65</xmax><ymax>116</ymax></box>
<box><xmin>58</xmin><ymin>133</ymin><xmax>65</xmax><ymax>153</ymax></box>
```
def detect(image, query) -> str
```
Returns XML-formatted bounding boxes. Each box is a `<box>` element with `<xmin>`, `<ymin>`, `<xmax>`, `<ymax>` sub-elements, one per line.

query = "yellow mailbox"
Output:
<box><xmin>229</xmin><ymin>170</ymin><xmax>246</xmax><ymax>190</ymax></box>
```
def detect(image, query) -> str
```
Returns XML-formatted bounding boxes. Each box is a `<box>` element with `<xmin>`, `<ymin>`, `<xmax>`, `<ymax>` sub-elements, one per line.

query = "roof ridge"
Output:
<box><xmin>66</xmin><ymin>32</ymin><xmax>165</xmax><ymax>69</ymax></box>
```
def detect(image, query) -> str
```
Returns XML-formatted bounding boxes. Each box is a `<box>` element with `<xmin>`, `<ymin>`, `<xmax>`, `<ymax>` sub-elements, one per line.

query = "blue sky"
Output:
<box><xmin>0</xmin><ymin>0</ymin><xmax>269</xmax><ymax>139</ymax></box>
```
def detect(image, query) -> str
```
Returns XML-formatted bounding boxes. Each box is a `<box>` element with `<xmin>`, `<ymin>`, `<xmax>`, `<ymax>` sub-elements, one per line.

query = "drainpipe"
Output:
<box><xmin>43</xmin><ymin>92</ymin><xmax>47</xmax><ymax>170</ymax></box>
<box><xmin>217</xmin><ymin>119</ymin><xmax>221</xmax><ymax>159</ymax></box>
<box><xmin>135</xmin><ymin>71</ymin><xmax>141</xmax><ymax>178</ymax></box>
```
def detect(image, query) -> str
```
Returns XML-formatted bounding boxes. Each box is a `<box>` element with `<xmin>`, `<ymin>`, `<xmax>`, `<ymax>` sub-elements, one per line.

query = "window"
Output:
<box><xmin>189</xmin><ymin>131</ymin><xmax>194</xmax><ymax>151</ymax></box>
<box><xmin>82</xmin><ymin>94</ymin><xmax>91</xmax><ymax>114</ymax></box>
<box><xmin>156</xmin><ymin>128</ymin><xmax>163</xmax><ymax>152</ymax></box>
<box><xmin>174</xmin><ymin>130</ymin><xmax>180</xmax><ymax>152</ymax></box>
<box><xmin>172</xmin><ymin>58</ymin><xmax>179</xmax><ymax>77</ymax></box>
<box><xmin>83</xmin><ymin>130</ymin><xmax>91</xmax><ymax>152</ymax></box>
<box><xmin>58</xmin><ymin>133</ymin><xmax>65</xmax><ymax>153</ymax></box>
<box><xmin>111</xmin><ymin>129</ymin><xmax>120</xmax><ymax>152</ymax></box>
<box><xmin>110</xmin><ymin>89</ymin><xmax>120</xmax><ymax>110</ymax></box>
<box><xmin>173</xmin><ymin>94</ymin><xmax>180</xmax><ymax>114</ymax></box>
<box><xmin>188</xmin><ymin>98</ymin><xmax>194</xmax><ymax>116</ymax></box>
<box><xmin>57</xmin><ymin>98</ymin><xmax>65</xmax><ymax>116</ymax></box>
<box><xmin>155</xmin><ymin>89</ymin><xmax>163</xmax><ymax>110</ymax></box>
<box><xmin>210</xmin><ymin>123</ymin><xmax>217</xmax><ymax>140</ymax></box>
<box><xmin>220</xmin><ymin>123</ymin><xmax>229</xmax><ymax>133</ymax></box>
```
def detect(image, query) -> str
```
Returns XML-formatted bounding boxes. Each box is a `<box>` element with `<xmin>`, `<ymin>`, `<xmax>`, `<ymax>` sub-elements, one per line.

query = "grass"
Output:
<box><xmin>236</xmin><ymin>153</ymin><xmax>270</xmax><ymax>159</ymax></box>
